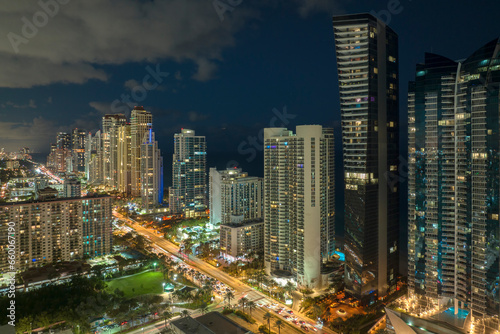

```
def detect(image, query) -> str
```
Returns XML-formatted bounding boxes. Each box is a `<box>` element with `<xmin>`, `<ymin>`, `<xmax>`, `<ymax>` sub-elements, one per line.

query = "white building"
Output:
<box><xmin>140</xmin><ymin>130</ymin><xmax>163</xmax><ymax>213</ymax></box>
<box><xmin>169</xmin><ymin>129</ymin><xmax>207</xmax><ymax>216</ymax></box>
<box><xmin>102</xmin><ymin>114</ymin><xmax>127</xmax><ymax>188</ymax></box>
<box><xmin>86</xmin><ymin>130</ymin><xmax>104</xmax><ymax>185</ymax></box>
<box><xmin>220</xmin><ymin>217</ymin><xmax>264</xmax><ymax>260</ymax></box>
<box><xmin>130</xmin><ymin>107</ymin><xmax>153</xmax><ymax>196</ymax></box>
<box><xmin>0</xmin><ymin>195</ymin><xmax>112</xmax><ymax>274</ymax></box>
<box><xmin>264</xmin><ymin>125</ymin><xmax>335</xmax><ymax>289</ymax></box>
<box><xmin>117</xmin><ymin>123</ymin><xmax>132</xmax><ymax>194</ymax></box>
<box><xmin>209</xmin><ymin>168</ymin><xmax>263</xmax><ymax>226</ymax></box>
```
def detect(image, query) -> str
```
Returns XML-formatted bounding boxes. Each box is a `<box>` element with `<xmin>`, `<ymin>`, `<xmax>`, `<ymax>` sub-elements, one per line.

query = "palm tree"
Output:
<box><xmin>239</xmin><ymin>297</ymin><xmax>249</xmax><ymax>312</ymax></box>
<box><xmin>263</xmin><ymin>312</ymin><xmax>272</xmax><ymax>333</ymax></box>
<box><xmin>274</xmin><ymin>319</ymin><xmax>284</xmax><ymax>334</ymax></box>
<box><xmin>312</xmin><ymin>304</ymin><xmax>322</xmax><ymax>319</ymax></box>
<box><xmin>181</xmin><ymin>310</ymin><xmax>190</xmax><ymax>318</ymax></box>
<box><xmin>162</xmin><ymin>310</ymin><xmax>173</xmax><ymax>328</ymax></box>
<box><xmin>202</xmin><ymin>282</ymin><xmax>213</xmax><ymax>298</ymax></box>
<box><xmin>225</xmin><ymin>291</ymin><xmax>234</xmax><ymax>307</ymax></box>
<box><xmin>247</xmin><ymin>301</ymin><xmax>256</xmax><ymax>316</ymax></box>
<box><xmin>284</xmin><ymin>281</ymin><xmax>295</xmax><ymax>297</ymax></box>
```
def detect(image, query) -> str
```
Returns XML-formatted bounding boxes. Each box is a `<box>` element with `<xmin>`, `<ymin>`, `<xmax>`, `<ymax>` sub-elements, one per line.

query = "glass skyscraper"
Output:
<box><xmin>408</xmin><ymin>38</ymin><xmax>500</xmax><ymax>332</ymax></box>
<box><xmin>333</xmin><ymin>13</ymin><xmax>400</xmax><ymax>304</ymax></box>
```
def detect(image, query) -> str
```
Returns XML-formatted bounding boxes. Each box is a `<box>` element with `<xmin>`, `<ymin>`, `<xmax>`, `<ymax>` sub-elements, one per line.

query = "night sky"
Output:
<box><xmin>0</xmin><ymin>0</ymin><xmax>498</xmax><ymax>159</ymax></box>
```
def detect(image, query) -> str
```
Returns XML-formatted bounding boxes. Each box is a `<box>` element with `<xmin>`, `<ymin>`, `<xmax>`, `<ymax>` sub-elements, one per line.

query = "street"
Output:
<box><xmin>114</xmin><ymin>212</ymin><xmax>337</xmax><ymax>334</ymax></box>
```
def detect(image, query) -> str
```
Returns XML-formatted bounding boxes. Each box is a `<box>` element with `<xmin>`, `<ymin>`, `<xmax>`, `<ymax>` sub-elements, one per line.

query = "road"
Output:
<box><xmin>114</xmin><ymin>212</ymin><xmax>336</xmax><ymax>334</ymax></box>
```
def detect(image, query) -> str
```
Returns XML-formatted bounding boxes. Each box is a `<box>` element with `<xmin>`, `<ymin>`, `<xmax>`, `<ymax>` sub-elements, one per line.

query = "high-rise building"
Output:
<box><xmin>263</xmin><ymin>125</ymin><xmax>335</xmax><ymax>289</ymax></box>
<box><xmin>407</xmin><ymin>39</ymin><xmax>500</xmax><ymax>332</ymax></box>
<box><xmin>0</xmin><ymin>195</ymin><xmax>112</xmax><ymax>274</ymax></box>
<box><xmin>169</xmin><ymin>129</ymin><xmax>207</xmax><ymax>216</ymax></box>
<box><xmin>117</xmin><ymin>123</ymin><xmax>132</xmax><ymax>194</ymax></box>
<box><xmin>56</xmin><ymin>132</ymin><xmax>72</xmax><ymax>150</ymax></box>
<box><xmin>102</xmin><ymin>114</ymin><xmax>127</xmax><ymax>188</ymax></box>
<box><xmin>47</xmin><ymin>148</ymin><xmax>72</xmax><ymax>173</ymax></box>
<box><xmin>72</xmin><ymin>128</ymin><xmax>87</xmax><ymax>172</ymax></box>
<box><xmin>140</xmin><ymin>129</ymin><xmax>163</xmax><ymax>213</ymax></box>
<box><xmin>86</xmin><ymin>130</ymin><xmax>104</xmax><ymax>185</ymax></box>
<box><xmin>64</xmin><ymin>177</ymin><xmax>81</xmax><ymax>198</ymax></box>
<box><xmin>209</xmin><ymin>168</ymin><xmax>263</xmax><ymax>226</ymax></box>
<box><xmin>130</xmin><ymin>107</ymin><xmax>153</xmax><ymax>196</ymax></box>
<box><xmin>333</xmin><ymin>13</ymin><xmax>400</xmax><ymax>304</ymax></box>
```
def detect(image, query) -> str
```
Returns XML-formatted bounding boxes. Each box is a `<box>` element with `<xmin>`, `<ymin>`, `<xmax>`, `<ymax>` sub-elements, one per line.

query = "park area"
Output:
<box><xmin>106</xmin><ymin>270</ymin><xmax>165</xmax><ymax>298</ymax></box>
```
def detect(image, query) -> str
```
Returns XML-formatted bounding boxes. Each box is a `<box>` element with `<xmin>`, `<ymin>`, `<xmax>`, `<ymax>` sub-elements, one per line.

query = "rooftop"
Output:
<box><xmin>170</xmin><ymin>316</ymin><xmax>214</xmax><ymax>334</ymax></box>
<box><xmin>196</xmin><ymin>312</ymin><xmax>253</xmax><ymax>334</ymax></box>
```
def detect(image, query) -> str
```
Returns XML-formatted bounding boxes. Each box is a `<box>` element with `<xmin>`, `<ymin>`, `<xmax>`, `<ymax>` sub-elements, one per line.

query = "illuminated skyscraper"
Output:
<box><xmin>169</xmin><ymin>129</ymin><xmax>207</xmax><ymax>216</ymax></box>
<box><xmin>117</xmin><ymin>123</ymin><xmax>132</xmax><ymax>194</ymax></box>
<box><xmin>209</xmin><ymin>168</ymin><xmax>263</xmax><ymax>226</ymax></box>
<box><xmin>56</xmin><ymin>132</ymin><xmax>71</xmax><ymax>150</ymax></box>
<box><xmin>130</xmin><ymin>107</ymin><xmax>153</xmax><ymax>196</ymax></box>
<box><xmin>72</xmin><ymin>128</ymin><xmax>87</xmax><ymax>172</ymax></box>
<box><xmin>408</xmin><ymin>39</ymin><xmax>500</xmax><ymax>332</ymax></box>
<box><xmin>140</xmin><ymin>129</ymin><xmax>163</xmax><ymax>213</ymax></box>
<box><xmin>86</xmin><ymin>130</ymin><xmax>104</xmax><ymax>185</ymax></box>
<box><xmin>333</xmin><ymin>13</ymin><xmax>400</xmax><ymax>304</ymax></box>
<box><xmin>102</xmin><ymin>114</ymin><xmax>127</xmax><ymax>187</ymax></box>
<box><xmin>263</xmin><ymin>125</ymin><xmax>335</xmax><ymax>289</ymax></box>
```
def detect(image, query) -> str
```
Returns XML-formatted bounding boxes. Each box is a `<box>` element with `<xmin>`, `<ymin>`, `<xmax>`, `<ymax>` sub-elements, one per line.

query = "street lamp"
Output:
<box><xmin>153</xmin><ymin>262</ymin><xmax>157</xmax><ymax>271</ymax></box>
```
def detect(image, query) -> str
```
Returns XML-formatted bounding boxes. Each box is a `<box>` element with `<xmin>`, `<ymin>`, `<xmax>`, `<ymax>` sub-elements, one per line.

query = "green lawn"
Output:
<box><xmin>106</xmin><ymin>270</ymin><xmax>165</xmax><ymax>298</ymax></box>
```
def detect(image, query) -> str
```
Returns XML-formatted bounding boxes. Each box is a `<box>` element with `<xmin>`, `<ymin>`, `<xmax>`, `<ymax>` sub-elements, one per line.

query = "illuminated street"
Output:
<box><xmin>114</xmin><ymin>211</ymin><xmax>335</xmax><ymax>334</ymax></box>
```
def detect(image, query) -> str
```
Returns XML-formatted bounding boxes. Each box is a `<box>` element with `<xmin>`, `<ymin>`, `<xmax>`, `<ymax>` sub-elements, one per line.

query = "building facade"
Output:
<box><xmin>263</xmin><ymin>125</ymin><xmax>335</xmax><ymax>289</ymax></box>
<box><xmin>102</xmin><ymin>114</ymin><xmax>127</xmax><ymax>188</ymax></box>
<box><xmin>72</xmin><ymin>128</ymin><xmax>87</xmax><ymax>172</ymax></box>
<box><xmin>86</xmin><ymin>130</ymin><xmax>104</xmax><ymax>185</ymax></box>
<box><xmin>209</xmin><ymin>168</ymin><xmax>263</xmax><ymax>226</ymax></box>
<box><xmin>169</xmin><ymin>129</ymin><xmax>207</xmax><ymax>216</ymax></box>
<box><xmin>63</xmin><ymin>177</ymin><xmax>81</xmax><ymax>198</ymax></box>
<box><xmin>56</xmin><ymin>132</ymin><xmax>71</xmax><ymax>150</ymax></box>
<box><xmin>407</xmin><ymin>39</ymin><xmax>500</xmax><ymax>332</ymax></box>
<box><xmin>333</xmin><ymin>13</ymin><xmax>400</xmax><ymax>304</ymax></box>
<box><xmin>0</xmin><ymin>195</ymin><xmax>112</xmax><ymax>274</ymax></box>
<box><xmin>130</xmin><ymin>107</ymin><xmax>153</xmax><ymax>196</ymax></box>
<box><xmin>117</xmin><ymin>123</ymin><xmax>132</xmax><ymax>194</ymax></box>
<box><xmin>140</xmin><ymin>130</ymin><xmax>163</xmax><ymax>213</ymax></box>
<box><xmin>220</xmin><ymin>218</ymin><xmax>264</xmax><ymax>259</ymax></box>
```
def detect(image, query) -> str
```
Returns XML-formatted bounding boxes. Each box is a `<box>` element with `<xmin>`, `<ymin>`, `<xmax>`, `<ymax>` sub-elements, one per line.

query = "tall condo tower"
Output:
<box><xmin>102</xmin><ymin>114</ymin><xmax>127</xmax><ymax>188</ymax></box>
<box><xmin>140</xmin><ymin>129</ymin><xmax>163</xmax><ymax>213</ymax></box>
<box><xmin>407</xmin><ymin>39</ymin><xmax>500</xmax><ymax>332</ymax></box>
<box><xmin>263</xmin><ymin>126</ymin><xmax>335</xmax><ymax>289</ymax></box>
<box><xmin>117</xmin><ymin>123</ymin><xmax>132</xmax><ymax>194</ymax></box>
<box><xmin>72</xmin><ymin>128</ymin><xmax>87</xmax><ymax>172</ymax></box>
<box><xmin>169</xmin><ymin>129</ymin><xmax>207</xmax><ymax>216</ymax></box>
<box><xmin>333</xmin><ymin>13</ymin><xmax>400</xmax><ymax>304</ymax></box>
<box><xmin>130</xmin><ymin>107</ymin><xmax>153</xmax><ymax>196</ymax></box>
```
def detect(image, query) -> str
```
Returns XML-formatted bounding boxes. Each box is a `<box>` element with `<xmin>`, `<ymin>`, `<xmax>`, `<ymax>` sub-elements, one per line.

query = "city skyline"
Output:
<box><xmin>1</xmin><ymin>1</ymin><xmax>499</xmax><ymax>160</ymax></box>
<box><xmin>2</xmin><ymin>2</ymin><xmax>500</xmax><ymax>334</ymax></box>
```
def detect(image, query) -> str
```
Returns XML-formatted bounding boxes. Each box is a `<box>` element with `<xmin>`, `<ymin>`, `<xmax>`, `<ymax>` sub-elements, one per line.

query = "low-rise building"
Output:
<box><xmin>171</xmin><ymin>312</ymin><xmax>253</xmax><ymax>334</ymax></box>
<box><xmin>220</xmin><ymin>217</ymin><xmax>264</xmax><ymax>260</ymax></box>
